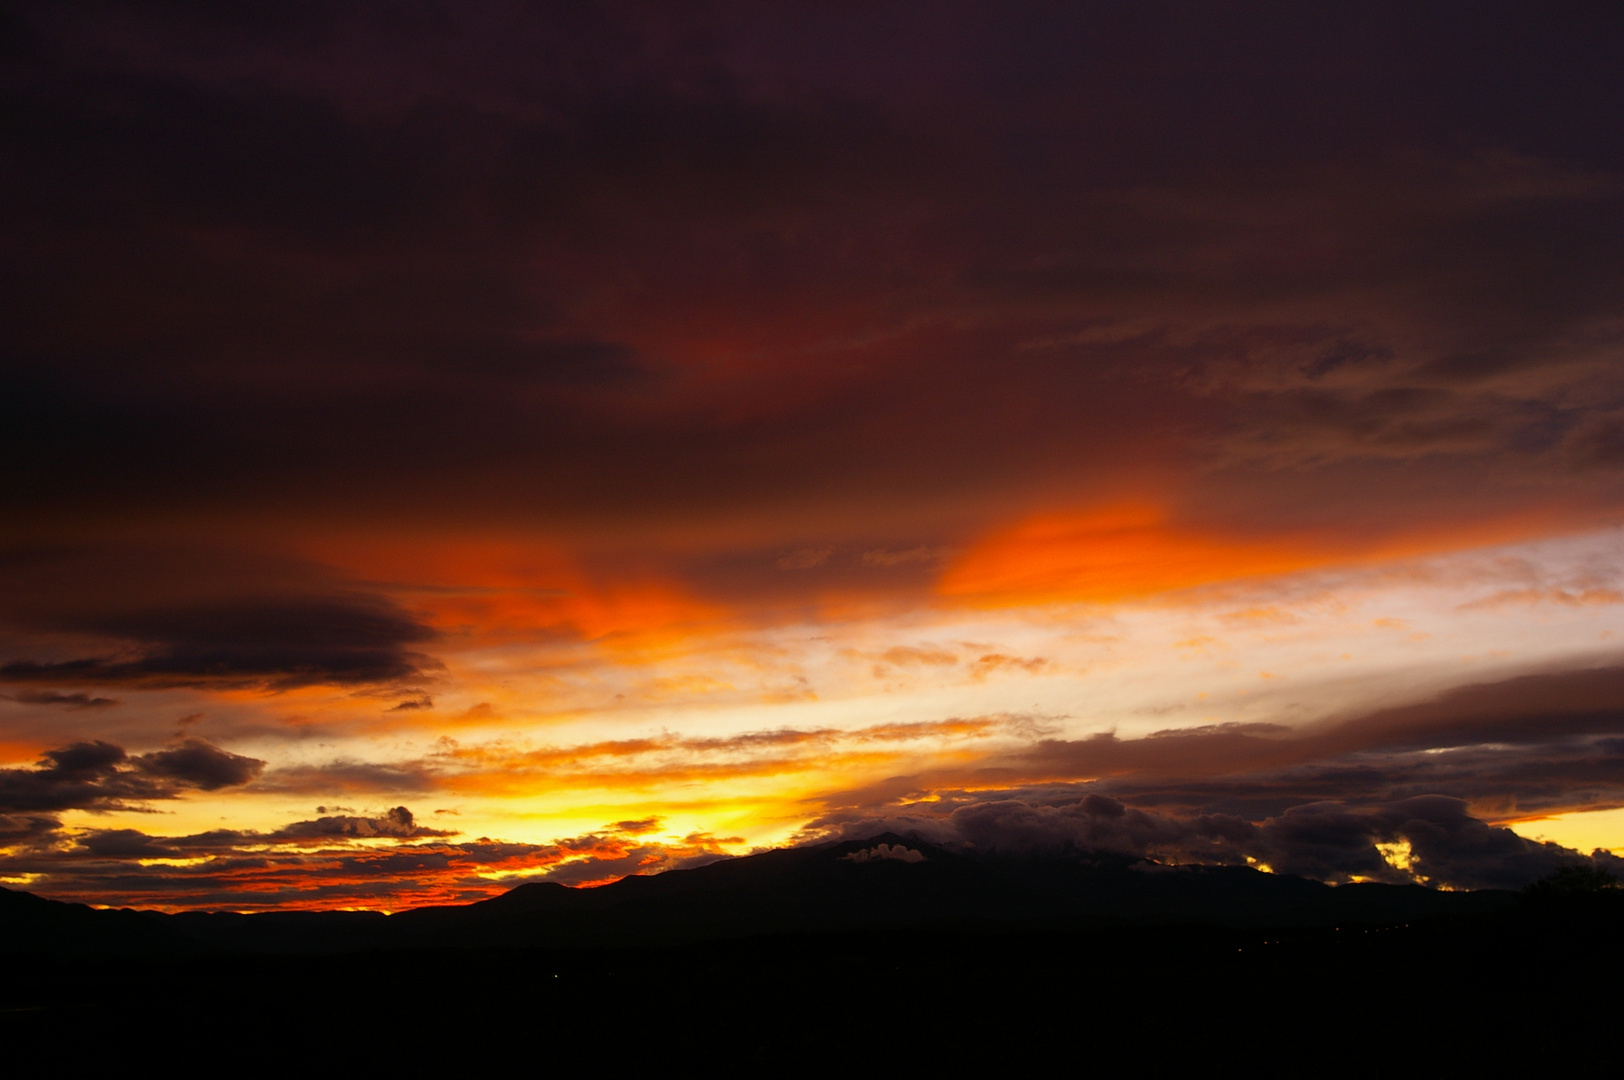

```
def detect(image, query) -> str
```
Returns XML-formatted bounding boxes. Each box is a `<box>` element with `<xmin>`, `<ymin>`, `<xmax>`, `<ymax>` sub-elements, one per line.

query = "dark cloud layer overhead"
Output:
<box><xmin>0</xmin><ymin>595</ymin><xmax>439</xmax><ymax>690</ymax></box>
<box><xmin>2</xmin><ymin>690</ymin><xmax>118</xmax><ymax>709</ymax></box>
<box><xmin>2</xmin><ymin>2</ymin><xmax>1621</xmax><ymax>540</ymax></box>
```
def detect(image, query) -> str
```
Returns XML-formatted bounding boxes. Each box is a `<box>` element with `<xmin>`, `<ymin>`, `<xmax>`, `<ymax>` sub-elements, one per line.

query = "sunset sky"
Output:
<box><xmin>5</xmin><ymin>2</ymin><xmax>1624</xmax><ymax>910</ymax></box>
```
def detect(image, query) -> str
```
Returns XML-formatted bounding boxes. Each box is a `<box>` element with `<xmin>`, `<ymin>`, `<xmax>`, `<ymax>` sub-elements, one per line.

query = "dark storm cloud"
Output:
<box><xmin>802</xmin><ymin>663</ymin><xmax>1624</xmax><ymax>887</ymax></box>
<box><xmin>75</xmin><ymin>828</ymin><xmax>184</xmax><ymax>859</ymax></box>
<box><xmin>2</xmin><ymin>690</ymin><xmax>118</xmax><ymax>709</ymax></box>
<box><xmin>808</xmin><ymin>791</ymin><xmax>1620</xmax><ymax>892</ymax></box>
<box><xmin>1241</xmin><ymin>796</ymin><xmax>1592</xmax><ymax>890</ymax></box>
<box><xmin>1</xmin><ymin>2</ymin><xmax>1621</xmax><ymax>539</ymax></box>
<box><xmin>0</xmin><ymin>738</ymin><xmax>263</xmax><ymax>812</ymax></box>
<box><xmin>254</xmin><ymin>759</ymin><xmax>444</xmax><ymax>796</ymax></box>
<box><xmin>139</xmin><ymin>739</ymin><xmax>268</xmax><ymax>790</ymax></box>
<box><xmin>0</xmin><ymin>812</ymin><xmax>60</xmax><ymax>845</ymax></box>
<box><xmin>0</xmin><ymin>740</ymin><xmax>155</xmax><ymax>812</ymax></box>
<box><xmin>62</xmin><ymin>808</ymin><xmax>452</xmax><ymax>862</ymax></box>
<box><xmin>0</xmin><ymin>596</ymin><xmax>440</xmax><ymax>690</ymax></box>
<box><xmin>0</xmin><ymin>1</ymin><xmax>918</xmax><ymax>519</ymax></box>
<box><xmin>946</xmin><ymin>794</ymin><xmax>1197</xmax><ymax>858</ymax></box>
<box><xmin>0</xmin><ymin>546</ymin><xmax>443</xmax><ymax>693</ymax></box>
<box><xmin>911</xmin><ymin>664</ymin><xmax>1624</xmax><ymax>820</ymax></box>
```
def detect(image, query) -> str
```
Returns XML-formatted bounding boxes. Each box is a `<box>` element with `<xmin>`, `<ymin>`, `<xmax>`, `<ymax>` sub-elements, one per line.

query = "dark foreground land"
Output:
<box><xmin>3</xmin><ymin>836</ymin><xmax>1617</xmax><ymax>1068</ymax></box>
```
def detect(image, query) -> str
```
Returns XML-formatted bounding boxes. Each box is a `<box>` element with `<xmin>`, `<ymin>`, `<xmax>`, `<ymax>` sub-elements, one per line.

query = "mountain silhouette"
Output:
<box><xmin>5</xmin><ymin>838</ymin><xmax>1621</xmax><ymax>1071</ymax></box>
<box><xmin>2</xmin><ymin>833</ymin><xmax>1512</xmax><ymax>956</ymax></box>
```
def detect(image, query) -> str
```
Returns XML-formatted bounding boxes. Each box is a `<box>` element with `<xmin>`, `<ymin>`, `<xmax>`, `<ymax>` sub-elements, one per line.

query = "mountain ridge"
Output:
<box><xmin>0</xmin><ymin>833</ymin><xmax>1515</xmax><ymax>956</ymax></box>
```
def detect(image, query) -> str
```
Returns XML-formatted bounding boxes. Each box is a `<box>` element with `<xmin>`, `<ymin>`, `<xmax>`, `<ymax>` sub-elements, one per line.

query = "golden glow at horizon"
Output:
<box><xmin>7</xmin><ymin>517</ymin><xmax>1624</xmax><ymax>907</ymax></box>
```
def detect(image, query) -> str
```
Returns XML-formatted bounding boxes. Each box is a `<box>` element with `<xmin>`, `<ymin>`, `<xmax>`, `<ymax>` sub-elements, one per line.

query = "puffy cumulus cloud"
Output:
<box><xmin>270</xmin><ymin>806</ymin><xmax>453</xmax><ymax>842</ymax></box>
<box><xmin>139</xmin><ymin>741</ymin><xmax>267</xmax><ymax>791</ymax></box>
<box><xmin>74</xmin><ymin>828</ymin><xmax>189</xmax><ymax>859</ymax></box>
<box><xmin>0</xmin><ymin>739</ymin><xmax>264</xmax><ymax>814</ymax></box>
<box><xmin>803</xmin><ymin>790</ymin><xmax>1621</xmax><ymax>891</ymax></box>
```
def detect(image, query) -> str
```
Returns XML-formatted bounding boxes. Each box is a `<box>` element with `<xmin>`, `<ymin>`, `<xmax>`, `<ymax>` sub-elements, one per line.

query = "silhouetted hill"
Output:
<box><xmin>0</xmin><ymin>834</ymin><xmax>1514</xmax><ymax>956</ymax></box>
<box><xmin>3</xmin><ymin>839</ymin><xmax>1620</xmax><ymax>1070</ymax></box>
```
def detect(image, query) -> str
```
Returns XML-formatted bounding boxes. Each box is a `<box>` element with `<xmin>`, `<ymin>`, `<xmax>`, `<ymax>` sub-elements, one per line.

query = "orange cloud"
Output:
<box><xmin>17</xmin><ymin>829</ymin><xmax>747</xmax><ymax>912</ymax></box>
<box><xmin>939</xmin><ymin>505</ymin><xmax>1322</xmax><ymax>605</ymax></box>
<box><xmin>299</xmin><ymin>536</ymin><xmax>724</xmax><ymax>653</ymax></box>
<box><xmin>938</xmin><ymin>502</ymin><xmax>1584</xmax><ymax>607</ymax></box>
<box><xmin>252</xmin><ymin>718</ymin><xmax>1038</xmax><ymax>810</ymax></box>
<box><xmin>969</xmin><ymin>653</ymin><xmax>1050</xmax><ymax>681</ymax></box>
<box><xmin>1458</xmin><ymin>587</ymin><xmax>1624</xmax><ymax>612</ymax></box>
